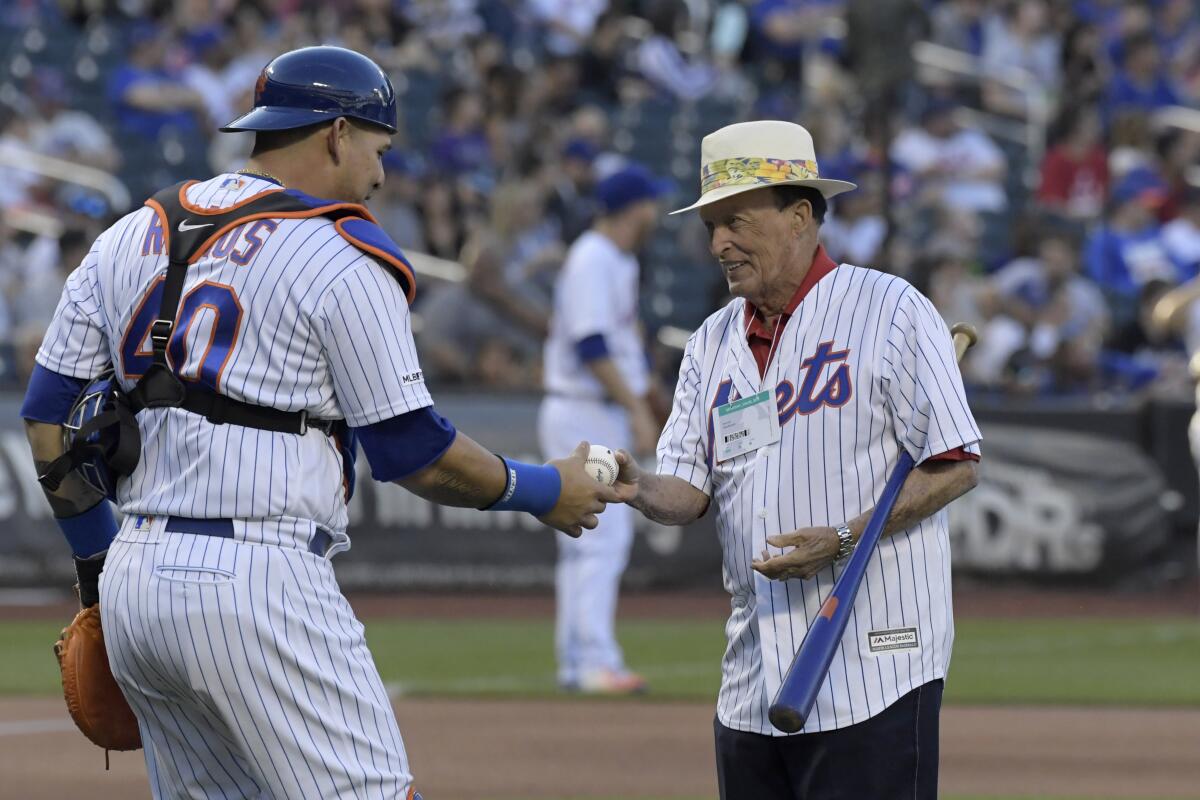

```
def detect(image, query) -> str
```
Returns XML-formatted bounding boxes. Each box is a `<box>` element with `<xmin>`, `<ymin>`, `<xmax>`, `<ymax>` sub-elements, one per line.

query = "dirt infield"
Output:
<box><xmin>3</xmin><ymin>696</ymin><xmax>1197</xmax><ymax>799</ymax></box>
<box><xmin>345</xmin><ymin>582</ymin><xmax>1200</xmax><ymax>621</ymax></box>
<box><xmin>3</xmin><ymin>585</ymin><xmax>1196</xmax><ymax>798</ymax></box>
<box><xmin>4</xmin><ymin>581</ymin><xmax>1197</xmax><ymax>622</ymax></box>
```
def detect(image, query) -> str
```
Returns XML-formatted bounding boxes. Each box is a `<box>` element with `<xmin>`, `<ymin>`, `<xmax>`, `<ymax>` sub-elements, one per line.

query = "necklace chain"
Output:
<box><xmin>237</xmin><ymin>167</ymin><xmax>283</xmax><ymax>186</ymax></box>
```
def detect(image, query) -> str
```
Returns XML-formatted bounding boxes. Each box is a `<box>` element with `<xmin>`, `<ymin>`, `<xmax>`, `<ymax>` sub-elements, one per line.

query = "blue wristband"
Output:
<box><xmin>486</xmin><ymin>457</ymin><xmax>562</xmax><ymax>517</ymax></box>
<box><xmin>56</xmin><ymin>501</ymin><xmax>118</xmax><ymax>558</ymax></box>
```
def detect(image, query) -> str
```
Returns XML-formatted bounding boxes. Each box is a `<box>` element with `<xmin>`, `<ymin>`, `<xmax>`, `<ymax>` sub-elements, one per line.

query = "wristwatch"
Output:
<box><xmin>833</xmin><ymin>524</ymin><xmax>855</xmax><ymax>562</ymax></box>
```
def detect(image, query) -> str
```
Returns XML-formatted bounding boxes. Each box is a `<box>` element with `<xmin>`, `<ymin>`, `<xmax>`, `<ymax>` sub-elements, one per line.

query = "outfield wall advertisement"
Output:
<box><xmin>0</xmin><ymin>394</ymin><xmax>1191</xmax><ymax>589</ymax></box>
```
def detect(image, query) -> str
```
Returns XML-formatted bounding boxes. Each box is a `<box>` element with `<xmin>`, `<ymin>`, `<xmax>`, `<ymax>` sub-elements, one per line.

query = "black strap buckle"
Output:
<box><xmin>150</xmin><ymin>319</ymin><xmax>173</xmax><ymax>349</ymax></box>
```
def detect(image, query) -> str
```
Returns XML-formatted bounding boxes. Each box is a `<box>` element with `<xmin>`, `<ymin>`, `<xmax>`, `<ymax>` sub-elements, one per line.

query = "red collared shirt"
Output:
<box><xmin>744</xmin><ymin>244</ymin><xmax>839</xmax><ymax>377</ymax></box>
<box><xmin>743</xmin><ymin>245</ymin><xmax>978</xmax><ymax>463</ymax></box>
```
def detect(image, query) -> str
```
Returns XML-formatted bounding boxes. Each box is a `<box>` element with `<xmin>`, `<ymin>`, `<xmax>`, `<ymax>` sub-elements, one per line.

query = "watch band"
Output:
<box><xmin>833</xmin><ymin>524</ymin><xmax>854</xmax><ymax>562</ymax></box>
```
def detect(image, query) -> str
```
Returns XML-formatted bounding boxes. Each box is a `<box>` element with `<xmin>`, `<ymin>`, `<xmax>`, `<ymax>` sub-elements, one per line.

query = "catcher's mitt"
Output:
<box><xmin>54</xmin><ymin>605</ymin><xmax>142</xmax><ymax>752</ymax></box>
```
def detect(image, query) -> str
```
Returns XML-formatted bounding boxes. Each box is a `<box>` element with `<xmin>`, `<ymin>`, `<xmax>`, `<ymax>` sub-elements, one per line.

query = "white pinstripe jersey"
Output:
<box><xmin>657</xmin><ymin>262</ymin><xmax>981</xmax><ymax>735</ymax></box>
<box><xmin>544</xmin><ymin>230</ymin><xmax>650</xmax><ymax>400</ymax></box>
<box><xmin>36</xmin><ymin>174</ymin><xmax>431</xmax><ymax>554</ymax></box>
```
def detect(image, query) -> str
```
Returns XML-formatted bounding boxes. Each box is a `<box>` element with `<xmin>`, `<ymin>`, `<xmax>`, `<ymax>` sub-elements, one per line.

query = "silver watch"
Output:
<box><xmin>833</xmin><ymin>524</ymin><xmax>854</xmax><ymax>562</ymax></box>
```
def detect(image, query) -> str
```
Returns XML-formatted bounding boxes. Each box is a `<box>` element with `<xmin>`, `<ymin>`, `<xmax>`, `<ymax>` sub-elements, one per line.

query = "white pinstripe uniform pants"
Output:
<box><xmin>539</xmin><ymin>396</ymin><xmax>635</xmax><ymax>684</ymax></box>
<box><xmin>100</xmin><ymin>517</ymin><xmax>412</xmax><ymax>799</ymax></box>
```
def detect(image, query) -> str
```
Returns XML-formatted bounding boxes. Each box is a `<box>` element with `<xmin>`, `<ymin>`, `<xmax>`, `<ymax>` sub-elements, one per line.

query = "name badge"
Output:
<box><xmin>714</xmin><ymin>390</ymin><xmax>780</xmax><ymax>463</ymax></box>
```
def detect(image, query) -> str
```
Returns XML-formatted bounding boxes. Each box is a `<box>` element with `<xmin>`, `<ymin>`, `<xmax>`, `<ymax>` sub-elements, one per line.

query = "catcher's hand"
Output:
<box><xmin>55</xmin><ymin>603</ymin><xmax>141</xmax><ymax>752</ymax></box>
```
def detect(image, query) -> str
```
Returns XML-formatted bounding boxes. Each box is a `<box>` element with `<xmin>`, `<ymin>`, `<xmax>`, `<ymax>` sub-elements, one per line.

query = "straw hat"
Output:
<box><xmin>670</xmin><ymin>120</ymin><xmax>856</xmax><ymax>215</ymax></box>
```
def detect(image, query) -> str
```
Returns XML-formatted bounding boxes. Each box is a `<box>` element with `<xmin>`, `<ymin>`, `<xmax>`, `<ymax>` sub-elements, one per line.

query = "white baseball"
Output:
<box><xmin>585</xmin><ymin>445</ymin><xmax>619</xmax><ymax>486</ymax></box>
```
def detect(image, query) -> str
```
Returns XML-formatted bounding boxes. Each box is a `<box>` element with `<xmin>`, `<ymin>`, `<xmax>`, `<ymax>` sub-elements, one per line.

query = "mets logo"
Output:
<box><xmin>775</xmin><ymin>341</ymin><xmax>853</xmax><ymax>423</ymax></box>
<box><xmin>707</xmin><ymin>341</ymin><xmax>853</xmax><ymax>464</ymax></box>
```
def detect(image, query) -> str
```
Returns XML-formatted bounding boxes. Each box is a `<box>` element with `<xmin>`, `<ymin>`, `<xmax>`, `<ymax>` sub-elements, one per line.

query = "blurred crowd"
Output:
<box><xmin>1</xmin><ymin>0</ymin><xmax>1199</xmax><ymax>397</ymax></box>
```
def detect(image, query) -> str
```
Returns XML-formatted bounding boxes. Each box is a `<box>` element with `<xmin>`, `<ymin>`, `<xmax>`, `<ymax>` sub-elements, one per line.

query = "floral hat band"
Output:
<box><xmin>700</xmin><ymin>157</ymin><xmax>821</xmax><ymax>194</ymax></box>
<box><xmin>670</xmin><ymin>121</ymin><xmax>857</xmax><ymax>215</ymax></box>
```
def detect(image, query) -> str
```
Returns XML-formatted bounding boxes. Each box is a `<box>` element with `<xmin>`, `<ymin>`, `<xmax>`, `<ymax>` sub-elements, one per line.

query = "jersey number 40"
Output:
<box><xmin>120</xmin><ymin>278</ymin><xmax>243</xmax><ymax>391</ymax></box>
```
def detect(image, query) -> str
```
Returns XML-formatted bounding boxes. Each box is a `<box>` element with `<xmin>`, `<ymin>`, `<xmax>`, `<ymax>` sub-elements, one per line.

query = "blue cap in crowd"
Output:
<box><xmin>595</xmin><ymin>163</ymin><xmax>673</xmax><ymax>215</ymax></box>
<box><xmin>563</xmin><ymin>138</ymin><xmax>598</xmax><ymax>163</ymax></box>
<box><xmin>1111</xmin><ymin>167</ymin><xmax>1168</xmax><ymax>208</ymax></box>
<box><xmin>383</xmin><ymin>150</ymin><xmax>427</xmax><ymax>178</ymax></box>
<box><xmin>921</xmin><ymin>96</ymin><xmax>960</xmax><ymax>123</ymax></box>
<box><xmin>185</xmin><ymin>25</ymin><xmax>226</xmax><ymax>58</ymax></box>
<box><xmin>128</xmin><ymin>21</ymin><xmax>162</xmax><ymax>49</ymax></box>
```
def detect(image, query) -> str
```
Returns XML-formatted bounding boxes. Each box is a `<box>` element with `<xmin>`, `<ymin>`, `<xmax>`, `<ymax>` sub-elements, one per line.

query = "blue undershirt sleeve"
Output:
<box><xmin>20</xmin><ymin>364</ymin><xmax>87</xmax><ymax>424</ymax></box>
<box><xmin>575</xmin><ymin>333</ymin><xmax>610</xmax><ymax>362</ymax></box>
<box><xmin>354</xmin><ymin>406</ymin><xmax>458</xmax><ymax>482</ymax></box>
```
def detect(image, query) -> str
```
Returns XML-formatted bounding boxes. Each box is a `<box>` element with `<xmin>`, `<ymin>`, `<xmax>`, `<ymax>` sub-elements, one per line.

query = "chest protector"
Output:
<box><xmin>38</xmin><ymin>180</ymin><xmax>416</xmax><ymax>501</ymax></box>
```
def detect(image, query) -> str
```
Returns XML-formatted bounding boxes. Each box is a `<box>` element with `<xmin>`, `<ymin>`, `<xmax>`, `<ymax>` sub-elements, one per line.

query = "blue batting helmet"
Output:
<box><xmin>220</xmin><ymin>46</ymin><xmax>398</xmax><ymax>134</ymax></box>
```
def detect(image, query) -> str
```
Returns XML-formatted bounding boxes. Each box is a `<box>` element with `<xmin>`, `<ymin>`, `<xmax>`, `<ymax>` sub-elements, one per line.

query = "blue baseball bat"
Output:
<box><xmin>767</xmin><ymin>323</ymin><xmax>976</xmax><ymax>734</ymax></box>
<box><xmin>767</xmin><ymin>450</ymin><xmax>914</xmax><ymax>733</ymax></box>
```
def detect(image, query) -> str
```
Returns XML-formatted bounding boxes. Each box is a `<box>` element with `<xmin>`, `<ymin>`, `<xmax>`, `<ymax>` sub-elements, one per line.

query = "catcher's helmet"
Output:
<box><xmin>220</xmin><ymin>46</ymin><xmax>397</xmax><ymax>134</ymax></box>
<box><xmin>59</xmin><ymin>371</ymin><xmax>123</xmax><ymax>498</ymax></box>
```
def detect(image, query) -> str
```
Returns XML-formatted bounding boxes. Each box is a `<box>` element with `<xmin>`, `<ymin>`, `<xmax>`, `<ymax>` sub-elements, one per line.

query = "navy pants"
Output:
<box><xmin>715</xmin><ymin>680</ymin><xmax>942</xmax><ymax>800</ymax></box>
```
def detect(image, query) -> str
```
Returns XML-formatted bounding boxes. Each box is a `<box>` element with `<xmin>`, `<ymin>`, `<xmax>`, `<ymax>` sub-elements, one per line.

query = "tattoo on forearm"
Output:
<box><xmin>431</xmin><ymin>467</ymin><xmax>488</xmax><ymax>506</ymax></box>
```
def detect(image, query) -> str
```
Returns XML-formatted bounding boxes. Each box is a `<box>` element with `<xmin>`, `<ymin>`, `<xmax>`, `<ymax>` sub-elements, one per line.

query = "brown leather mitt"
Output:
<box><xmin>54</xmin><ymin>605</ymin><xmax>142</xmax><ymax>751</ymax></box>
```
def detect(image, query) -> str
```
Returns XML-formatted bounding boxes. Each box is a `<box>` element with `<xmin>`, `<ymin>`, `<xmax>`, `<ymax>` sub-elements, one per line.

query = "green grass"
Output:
<box><xmin>371</xmin><ymin>619</ymin><xmax>723</xmax><ymax>700</ymax></box>
<box><xmin>3</xmin><ymin>617</ymin><xmax>1198</xmax><ymax>707</ymax></box>
<box><xmin>371</xmin><ymin>617</ymin><xmax>1200</xmax><ymax>707</ymax></box>
<box><xmin>2</xmin><ymin>620</ymin><xmax>65</xmax><ymax>695</ymax></box>
<box><xmin>947</xmin><ymin>619</ymin><xmax>1200</xmax><ymax>707</ymax></box>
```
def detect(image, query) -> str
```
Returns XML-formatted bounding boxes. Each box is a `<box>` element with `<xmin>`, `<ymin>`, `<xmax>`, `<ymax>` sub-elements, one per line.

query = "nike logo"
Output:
<box><xmin>177</xmin><ymin>219</ymin><xmax>214</xmax><ymax>232</ymax></box>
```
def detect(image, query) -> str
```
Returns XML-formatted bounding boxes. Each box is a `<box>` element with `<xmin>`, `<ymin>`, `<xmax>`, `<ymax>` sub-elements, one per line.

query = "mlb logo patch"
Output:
<box><xmin>132</xmin><ymin>515</ymin><xmax>155</xmax><ymax>532</ymax></box>
<box><xmin>219</xmin><ymin>176</ymin><xmax>246</xmax><ymax>190</ymax></box>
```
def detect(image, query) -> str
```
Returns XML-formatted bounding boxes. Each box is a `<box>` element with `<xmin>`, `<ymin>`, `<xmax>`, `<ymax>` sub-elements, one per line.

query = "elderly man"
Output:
<box><xmin>613</xmin><ymin>120</ymin><xmax>981</xmax><ymax>799</ymax></box>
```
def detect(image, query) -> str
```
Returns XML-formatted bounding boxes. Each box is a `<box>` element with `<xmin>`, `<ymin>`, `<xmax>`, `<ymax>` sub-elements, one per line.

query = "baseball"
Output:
<box><xmin>585</xmin><ymin>445</ymin><xmax>619</xmax><ymax>486</ymax></box>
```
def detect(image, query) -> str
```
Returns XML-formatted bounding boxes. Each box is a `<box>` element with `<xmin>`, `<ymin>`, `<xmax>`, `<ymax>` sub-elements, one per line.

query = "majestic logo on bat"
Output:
<box><xmin>707</xmin><ymin>341</ymin><xmax>854</xmax><ymax>465</ymax></box>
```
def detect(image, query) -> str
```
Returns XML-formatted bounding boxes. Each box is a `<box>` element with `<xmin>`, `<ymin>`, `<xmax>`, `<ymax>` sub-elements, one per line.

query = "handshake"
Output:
<box><xmin>539</xmin><ymin>442</ymin><xmax>641</xmax><ymax>537</ymax></box>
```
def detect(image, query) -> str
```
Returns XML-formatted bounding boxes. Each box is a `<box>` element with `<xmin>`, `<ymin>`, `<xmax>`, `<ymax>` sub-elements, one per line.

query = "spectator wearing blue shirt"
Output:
<box><xmin>980</xmin><ymin>0</ymin><xmax>1061</xmax><ymax>119</ymax></box>
<box><xmin>546</xmin><ymin>139</ymin><xmax>599</xmax><ymax>243</ymax></box>
<box><xmin>429</xmin><ymin>87</ymin><xmax>491</xmax><ymax>176</ymax></box>
<box><xmin>1103</xmin><ymin>31</ymin><xmax>1182</xmax><ymax>123</ymax></box>
<box><xmin>1156</xmin><ymin>0</ymin><xmax>1200</xmax><ymax>66</ymax></box>
<box><xmin>991</xmin><ymin>229</ymin><xmax>1109</xmax><ymax>391</ymax></box>
<box><xmin>1085</xmin><ymin>168</ymin><xmax>1183</xmax><ymax>335</ymax></box>
<box><xmin>930</xmin><ymin>0</ymin><xmax>987</xmax><ymax>56</ymax></box>
<box><xmin>1163</xmin><ymin>187</ymin><xmax>1200</xmax><ymax>276</ymax></box>
<box><xmin>635</xmin><ymin>0</ymin><xmax>718</xmax><ymax>102</ymax></box>
<box><xmin>1072</xmin><ymin>0</ymin><xmax>1122</xmax><ymax>28</ymax></box>
<box><xmin>749</xmin><ymin>0</ymin><xmax>844</xmax><ymax>80</ymax></box>
<box><xmin>107</xmin><ymin>23</ymin><xmax>207</xmax><ymax>141</ymax></box>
